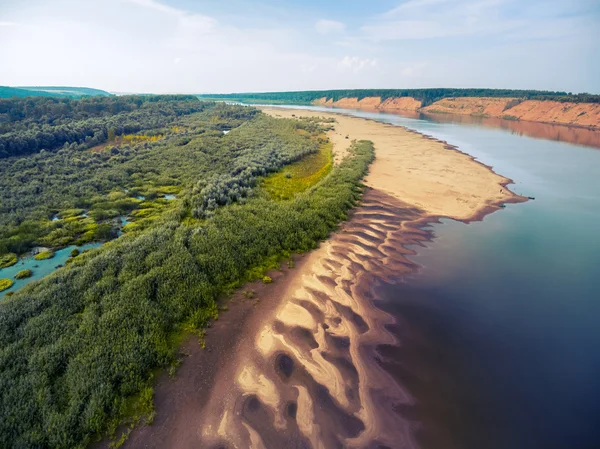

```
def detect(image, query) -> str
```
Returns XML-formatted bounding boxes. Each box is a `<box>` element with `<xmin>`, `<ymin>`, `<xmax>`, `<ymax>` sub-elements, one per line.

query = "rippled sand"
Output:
<box><xmin>119</xmin><ymin>108</ymin><xmax>525</xmax><ymax>449</ymax></box>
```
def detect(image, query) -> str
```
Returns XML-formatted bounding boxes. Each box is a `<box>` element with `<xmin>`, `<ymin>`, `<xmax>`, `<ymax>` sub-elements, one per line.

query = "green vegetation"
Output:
<box><xmin>0</xmin><ymin>94</ymin><xmax>206</xmax><ymax>158</ymax></box>
<box><xmin>262</xmin><ymin>276</ymin><xmax>273</xmax><ymax>284</ymax></box>
<box><xmin>33</xmin><ymin>250</ymin><xmax>54</xmax><ymax>260</ymax></box>
<box><xmin>0</xmin><ymin>94</ymin><xmax>374</xmax><ymax>448</ymax></box>
<box><xmin>0</xmin><ymin>278</ymin><xmax>14</xmax><ymax>291</ymax></box>
<box><xmin>0</xmin><ymin>99</ymin><xmax>260</xmax><ymax>256</ymax></box>
<box><xmin>0</xmin><ymin>253</ymin><xmax>17</xmax><ymax>268</ymax></box>
<box><xmin>199</xmin><ymin>88</ymin><xmax>600</xmax><ymax>106</ymax></box>
<box><xmin>262</xmin><ymin>141</ymin><xmax>333</xmax><ymax>200</ymax></box>
<box><xmin>70</xmin><ymin>249</ymin><xmax>80</xmax><ymax>258</ymax></box>
<box><xmin>14</xmin><ymin>269</ymin><xmax>33</xmax><ymax>279</ymax></box>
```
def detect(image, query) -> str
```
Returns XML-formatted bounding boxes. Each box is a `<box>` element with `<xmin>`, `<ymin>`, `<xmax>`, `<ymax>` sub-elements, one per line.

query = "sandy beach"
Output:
<box><xmin>263</xmin><ymin>107</ymin><xmax>524</xmax><ymax>221</ymax></box>
<box><xmin>117</xmin><ymin>108</ymin><xmax>525</xmax><ymax>449</ymax></box>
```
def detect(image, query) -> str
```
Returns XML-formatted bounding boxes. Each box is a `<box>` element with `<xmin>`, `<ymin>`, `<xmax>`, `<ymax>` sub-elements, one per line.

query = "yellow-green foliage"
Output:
<box><xmin>122</xmin><ymin>223</ymin><xmax>140</xmax><ymax>232</ymax></box>
<box><xmin>0</xmin><ymin>253</ymin><xmax>18</xmax><ymax>269</ymax></box>
<box><xmin>131</xmin><ymin>208</ymin><xmax>156</xmax><ymax>219</ymax></box>
<box><xmin>15</xmin><ymin>269</ymin><xmax>33</xmax><ymax>279</ymax></box>
<box><xmin>59</xmin><ymin>208</ymin><xmax>85</xmax><ymax>219</ymax></box>
<box><xmin>0</xmin><ymin>278</ymin><xmax>14</xmax><ymax>292</ymax></box>
<box><xmin>155</xmin><ymin>185</ymin><xmax>180</xmax><ymax>195</ymax></box>
<box><xmin>262</xmin><ymin>141</ymin><xmax>333</xmax><ymax>200</ymax></box>
<box><xmin>262</xmin><ymin>276</ymin><xmax>273</xmax><ymax>284</ymax></box>
<box><xmin>34</xmin><ymin>250</ymin><xmax>54</xmax><ymax>260</ymax></box>
<box><xmin>122</xmin><ymin>133</ymin><xmax>162</xmax><ymax>143</ymax></box>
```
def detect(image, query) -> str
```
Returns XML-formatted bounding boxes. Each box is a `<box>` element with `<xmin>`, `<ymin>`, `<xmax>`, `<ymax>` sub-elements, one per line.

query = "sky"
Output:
<box><xmin>0</xmin><ymin>0</ymin><xmax>599</xmax><ymax>94</ymax></box>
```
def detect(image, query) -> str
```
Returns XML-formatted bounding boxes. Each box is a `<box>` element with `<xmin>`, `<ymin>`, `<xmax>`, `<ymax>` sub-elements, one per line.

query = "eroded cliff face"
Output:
<box><xmin>420</xmin><ymin>97</ymin><xmax>520</xmax><ymax>117</ymax></box>
<box><xmin>501</xmin><ymin>100</ymin><xmax>600</xmax><ymax>128</ymax></box>
<box><xmin>312</xmin><ymin>96</ymin><xmax>422</xmax><ymax>112</ymax></box>
<box><xmin>312</xmin><ymin>96</ymin><xmax>600</xmax><ymax>128</ymax></box>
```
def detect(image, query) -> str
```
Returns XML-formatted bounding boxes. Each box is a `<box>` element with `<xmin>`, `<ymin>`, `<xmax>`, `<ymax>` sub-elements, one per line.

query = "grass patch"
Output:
<box><xmin>0</xmin><ymin>278</ymin><xmax>14</xmax><ymax>292</ymax></box>
<box><xmin>15</xmin><ymin>269</ymin><xmax>33</xmax><ymax>279</ymax></box>
<box><xmin>0</xmin><ymin>253</ymin><xmax>18</xmax><ymax>269</ymax></box>
<box><xmin>34</xmin><ymin>250</ymin><xmax>54</xmax><ymax>260</ymax></box>
<box><xmin>262</xmin><ymin>141</ymin><xmax>333</xmax><ymax>200</ymax></box>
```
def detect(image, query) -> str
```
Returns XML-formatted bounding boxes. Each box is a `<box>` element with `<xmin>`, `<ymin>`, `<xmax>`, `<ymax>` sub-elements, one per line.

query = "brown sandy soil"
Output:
<box><xmin>313</xmin><ymin>96</ymin><xmax>422</xmax><ymax>112</ymax></box>
<box><xmin>263</xmin><ymin>107</ymin><xmax>524</xmax><ymax>221</ymax></box>
<box><xmin>501</xmin><ymin>99</ymin><xmax>600</xmax><ymax>128</ymax></box>
<box><xmin>421</xmin><ymin>97</ymin><xmax>519</xmax><ymax>117</ymax></box>
<box><xmin>312</xmin><ymin>96</ymin><xmax>600</xmax><ymax>128</ymax></box>
<box><xmin>116</xmin><ymin>108</ymin><xmax>525</xmax><ymax>449</ymax></box>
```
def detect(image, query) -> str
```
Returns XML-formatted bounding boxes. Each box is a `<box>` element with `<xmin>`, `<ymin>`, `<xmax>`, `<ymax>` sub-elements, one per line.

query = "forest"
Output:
<box><xmin>0</xmin><ymin>96</ymin><xmax>374</xmax><ymax>448</ymax></box>
<box><xmin>198</xmin><ymin>88</ymin><xmax>600</xmax><ymax>106</ymax></box>
<box><xmin>0</xmin><ymin>95</ymin><xmax>205</xmax><ymax>158</ymax></box>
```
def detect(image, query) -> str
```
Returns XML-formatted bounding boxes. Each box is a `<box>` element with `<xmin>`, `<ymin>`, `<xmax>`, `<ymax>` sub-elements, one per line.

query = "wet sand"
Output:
<box><xmin>117</xmin><ymin>108</ymin><xmax>525</xmax><ymax>449</ymax></box>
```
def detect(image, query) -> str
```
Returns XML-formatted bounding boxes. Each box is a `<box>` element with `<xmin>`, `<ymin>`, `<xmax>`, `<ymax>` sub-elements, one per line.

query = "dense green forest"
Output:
<box><xmin>0</xmin><ymin>86</ymin><xmax>111</xmax><ymax>100</ymax></box>
<box><xmin>0</xmin><ymin>96</ymin><xmax>374</xmax><ymax>448</ymax></box>
<box><xmin>0</xmin><ymin>95</ymin><xmax>206</xmax><ymax>158</ymax></box>
<box><xmin>198</xmin><ymin>88</ymin><xmax>600</xmax><ymax>106</ymax></box>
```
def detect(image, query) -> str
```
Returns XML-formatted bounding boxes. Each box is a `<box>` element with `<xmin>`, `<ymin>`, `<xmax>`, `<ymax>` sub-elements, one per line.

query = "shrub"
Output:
<box><xmin>14</xmin><ymin>269</ymin><xmax>33</xmax><ymax>279</ymax></box>
<box><xmin>262</xmin><ymin>276</ymin><xmax>273</xmax><ymax>284</ymax></box>
<box><xmin>0</xmin><ymin>253</ymin><xmax>17</xmax><ymax>269</ymax></box>
<box><xmin>0</xmin><ymin>278</ymin><xmax>14</xmax><ymax>292</ymax></box>
<box><xmin>71</xmin><ymin>249</ymin><xmax>80</xmax><ymax>257</ymax></box>
<box><xmin>34</xmin><ymin>250</ymin><xmax>54</xmax><ymax>260</ymax></box>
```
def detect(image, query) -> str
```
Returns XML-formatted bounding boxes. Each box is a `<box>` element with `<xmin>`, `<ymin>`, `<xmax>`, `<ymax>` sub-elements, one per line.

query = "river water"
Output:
<box><xmin>267</xmin><ymin>105</ymin><xmax>600</xmax><ymax>449</ymax></box>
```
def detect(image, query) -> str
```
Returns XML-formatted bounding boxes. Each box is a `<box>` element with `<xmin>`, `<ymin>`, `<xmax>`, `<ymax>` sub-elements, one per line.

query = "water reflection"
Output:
<box><xmin>418</xmin><ymin>112</ymin><xmax>600</xmax><ymax>149</ymax></box>
<box><xmin>294</xmin><ymin>104</ymin><xmax>600</xmax><ymax>149</ymax></box>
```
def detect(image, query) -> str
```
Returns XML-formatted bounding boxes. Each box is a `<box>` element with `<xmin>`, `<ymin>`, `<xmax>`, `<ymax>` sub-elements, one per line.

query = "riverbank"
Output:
<box><xmin>312</xmin><ymin>96</ymin><xmax>600</xmax><ymax>129</ymax></box>
<box><xmin>263</xmin><ymin>107</ymin><xmax>526</xmax><ymax>221</ymax></box>
<box><xmin>115</xmin><ymin>107</ymin><xmax>525</xmax><ymax>448</ymax></box>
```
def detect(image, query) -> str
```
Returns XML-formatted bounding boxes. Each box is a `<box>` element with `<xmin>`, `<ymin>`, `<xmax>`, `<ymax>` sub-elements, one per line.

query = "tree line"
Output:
<box><xmin>0</xmin><ymin>95</ymin><xmax>206</xmax><ymax>158</ymax></box>
<box><xmin>198</xmin><ymin>88</ymin><xmax>600</xmax><ymax>106</ymax></box>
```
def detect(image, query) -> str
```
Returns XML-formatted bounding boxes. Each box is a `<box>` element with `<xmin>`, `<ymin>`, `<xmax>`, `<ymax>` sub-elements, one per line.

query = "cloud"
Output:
<box><xmin>399</xmin><ymin>61</ymin><xmax>429</xmax><ymax>76</ymax></box>
<box><xmin>338</xmin><ymin>56</ymin><xmax>377</xmax><ymax>72</ymax></box>
<box><xmin>0</xmin><ymin>21</ymin><xmax>18</xmax><ymax>27</ymax></box>
<box><xmin>126</xmin><ymin>0</ymin><xmax>216</xmax><ymax>33</ymax></box>
<box><xmin>315</xmin><ymin>19</ymin><xmax>345</xmax><ymax>35</ymax></box>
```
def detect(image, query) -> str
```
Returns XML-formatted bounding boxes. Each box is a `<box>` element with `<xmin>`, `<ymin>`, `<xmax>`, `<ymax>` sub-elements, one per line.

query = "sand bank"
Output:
<box><xmin>263</xmin><ymin>107</ymin><xmax>525</xmax><ymax>221</ymax></box>
<box><xmin>118</xmin><ymin>108</ymin><xmax>525</xmax><ymax>449</ymax></box>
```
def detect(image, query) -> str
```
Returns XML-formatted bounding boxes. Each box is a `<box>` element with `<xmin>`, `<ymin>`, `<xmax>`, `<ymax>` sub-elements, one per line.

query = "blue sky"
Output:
<box><xmin>1</xmin><ymin>0</ymin><xmax>598</xmax><ymax>93</ymax></box>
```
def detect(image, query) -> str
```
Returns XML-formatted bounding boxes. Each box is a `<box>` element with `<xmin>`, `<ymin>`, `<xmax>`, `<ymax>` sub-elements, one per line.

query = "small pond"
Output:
<box><xmin>0</xmin><ymin>242</ymin><xmax>103</xmax><ymax>299</ymax></box>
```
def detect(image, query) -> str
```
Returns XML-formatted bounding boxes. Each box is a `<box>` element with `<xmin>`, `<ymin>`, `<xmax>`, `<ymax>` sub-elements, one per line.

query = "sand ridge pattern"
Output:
<box><xmin>196</xmin><ymin>189</ymin><xmax>433</xmax><ymax>449</ymax></box>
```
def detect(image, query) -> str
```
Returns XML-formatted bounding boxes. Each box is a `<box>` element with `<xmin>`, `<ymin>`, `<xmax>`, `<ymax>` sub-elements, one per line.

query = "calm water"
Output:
<box><xmin>0</xmin><ymin>243</ymin><xmax>102</xmax><ymax>299</ymax></box>
<box><xmin>274</xmin><ymin>105</ymin><xmax>600</xmax><ymax>449</ymax></box>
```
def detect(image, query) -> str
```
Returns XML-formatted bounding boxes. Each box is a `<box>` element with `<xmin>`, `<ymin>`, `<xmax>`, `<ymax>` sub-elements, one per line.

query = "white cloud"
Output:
<box><xmin>315</xmin><ymin>19</ymin><xmax>345</xmax><ymax>35</ymax></box>
<box><xmin>0</xmin><ymin>21</ymin><xmax>18</xmax><ymax>27</ymax></box>
<box><xmin>338</xmin><ymin>56</ymin><xmax>377</xmax><ymax>72</ymax></box>
<box><xmin>399</xmin><ymin>61</ymin><xmax>429</xmax><ymax>76</ymax></box>
<box><xmin>126</xmin><ymin>0</ymin><xmax>216</xmax><ymax>33</ymax></box>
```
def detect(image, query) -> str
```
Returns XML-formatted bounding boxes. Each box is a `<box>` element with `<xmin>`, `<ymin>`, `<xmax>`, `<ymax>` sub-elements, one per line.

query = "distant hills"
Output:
<box><xmin>0</xmin><ymin>86</ymin><xmax>112</xmax><ymax>99</ymax></box>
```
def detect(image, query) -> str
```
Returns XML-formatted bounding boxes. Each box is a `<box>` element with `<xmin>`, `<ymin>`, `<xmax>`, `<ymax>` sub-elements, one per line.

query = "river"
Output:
<box><xmin>262</xmin><ymin>105</ymin><xmax>600</xmax><ymax>449</ymax></box>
